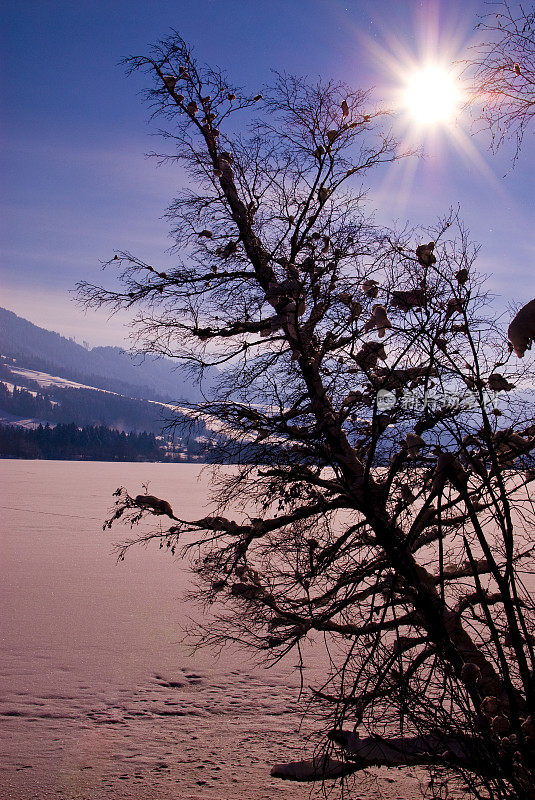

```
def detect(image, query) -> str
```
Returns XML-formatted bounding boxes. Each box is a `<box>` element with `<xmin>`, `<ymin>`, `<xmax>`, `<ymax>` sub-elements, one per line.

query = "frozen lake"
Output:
<box><xmin>0</xmin><ymin>460</ymin><xmax>426</xmax><ymax>799</ymax></box>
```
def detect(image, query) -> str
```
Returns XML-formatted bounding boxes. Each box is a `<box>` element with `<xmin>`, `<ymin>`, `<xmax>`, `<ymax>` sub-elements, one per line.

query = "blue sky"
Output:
<box><xmin>1</xmin><ymin>0</ymin><xmax>533</xmax><ymax>346</ymax></box>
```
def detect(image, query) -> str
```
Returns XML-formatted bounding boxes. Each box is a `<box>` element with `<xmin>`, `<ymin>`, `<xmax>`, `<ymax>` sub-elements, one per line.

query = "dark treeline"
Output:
<box><xmin>0</xmin><ymin>382</ymin><xmax>302</xmax><ymax>464</ymax></box>
<box><xmin>0</xmin><ymin>422</ymin><xmax>163</xmax><ymax>461</ymax></box>
<box><xmin>0</xmin><ymin>380</ymin><xmax>208</xmax><ymax>437</ymax></box>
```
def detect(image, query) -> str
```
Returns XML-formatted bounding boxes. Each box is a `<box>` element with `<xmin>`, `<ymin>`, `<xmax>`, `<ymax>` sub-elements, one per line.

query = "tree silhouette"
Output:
<box><xmin>464</xmin><ymin>1</ymin><xmax>535</xmax><ymax>164</ymax></box>
<box><xmin>78</xmin><ymin>34</ymin><xmax>535</xmax><ymax>799</ymax></box>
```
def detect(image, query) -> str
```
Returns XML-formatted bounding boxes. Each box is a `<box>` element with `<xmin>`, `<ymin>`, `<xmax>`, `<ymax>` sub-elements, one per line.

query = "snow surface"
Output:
<box><xmin>8</xmin><ymin>366</ymin><xmax>119</xmax><ymax>393</ymax></box>
<box><xmin>1</xmin><ymin>461</ymin><xmax>439</xmax><ymax>800</ymax></box>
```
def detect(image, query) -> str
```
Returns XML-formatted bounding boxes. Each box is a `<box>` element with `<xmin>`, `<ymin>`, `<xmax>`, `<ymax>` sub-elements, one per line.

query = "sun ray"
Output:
<box><xmin>350</xmin><ymin>5</ymin><xmax>515</xmax><ymax>213</ymax></box>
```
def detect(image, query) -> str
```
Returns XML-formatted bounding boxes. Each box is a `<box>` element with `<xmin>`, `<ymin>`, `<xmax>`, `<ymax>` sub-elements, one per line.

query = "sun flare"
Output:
<box><xmin>356</xmin><ymin>9</ymin><xmax>504</xmax><ymax>214</ymax></box>
<box><xmin>402</xmin><ymin>65</ymin><xmax>462</xmax><ymax>127</ymax></box>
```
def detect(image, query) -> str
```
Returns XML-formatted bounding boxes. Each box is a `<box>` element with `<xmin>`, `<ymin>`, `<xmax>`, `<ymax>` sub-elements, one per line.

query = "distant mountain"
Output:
<box><xmin>0</xmin><ymin>307</ymin><xmax>214</xmax><ymax>402</ymax></box>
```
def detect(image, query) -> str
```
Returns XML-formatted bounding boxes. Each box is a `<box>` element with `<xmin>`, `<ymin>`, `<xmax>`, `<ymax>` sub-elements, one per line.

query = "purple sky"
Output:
<box><xmin>1</xmin><ymin>0</ymin><xmax>533</xmax><ymax>347</ymax></box>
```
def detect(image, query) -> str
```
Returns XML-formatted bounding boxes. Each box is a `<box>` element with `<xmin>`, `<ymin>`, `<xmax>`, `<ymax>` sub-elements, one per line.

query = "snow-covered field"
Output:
<box><xmin>8</xmin><ymin>366</ymin><xmax>116</xmax><ymax>392</ymax></box>
<box><xmin>0</xmin><ymin>460</ymin><xmax>433</xmax><ymax>799</ymax></box>
<box><xmin>3</xmin><ymin>365</ymin><xmax>237</xmax><ymax>440</ymax></box>
<box><xmin>0</xmin><ymin>381</ymin><xmax>60</xmax><ymax>429</ymax></box>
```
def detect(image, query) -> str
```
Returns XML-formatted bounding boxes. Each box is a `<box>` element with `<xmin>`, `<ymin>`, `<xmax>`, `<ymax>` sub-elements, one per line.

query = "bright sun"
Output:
<box><xmin>402</xmin><ymin>65</ymin><xmax>462</xmax><ymax>127</ymax></box>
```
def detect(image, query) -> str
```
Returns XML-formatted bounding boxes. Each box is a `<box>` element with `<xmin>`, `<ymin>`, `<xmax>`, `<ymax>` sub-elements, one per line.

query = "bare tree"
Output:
<box><xmin>78</xmin><ymin>33</ymin><xmax>535</xmax><ymax>799</ymax></box>
<box><xmin>464</xmin><ymin>1</ymin><xmax>535</xmax><ymax>163</ymax></box>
